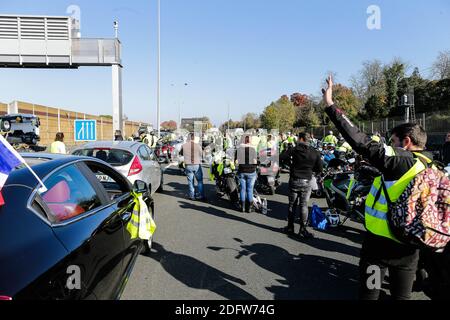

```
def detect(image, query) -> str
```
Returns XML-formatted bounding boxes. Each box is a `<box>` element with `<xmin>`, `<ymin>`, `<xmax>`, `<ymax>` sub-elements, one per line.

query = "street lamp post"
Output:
<box><xmin>157</xmin><ymin>0</ymin><xmax>161</xmax><ymax>138</ymax></box>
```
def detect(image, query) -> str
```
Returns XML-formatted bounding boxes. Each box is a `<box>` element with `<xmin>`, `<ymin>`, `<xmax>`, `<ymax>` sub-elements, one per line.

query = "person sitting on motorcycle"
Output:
<box><xmin>322</xmin><ymin>143</ymin><xmax>336</xmax><ymax>167</ymax></box>
<box><xmin>336</xmin><ymin>134</ymin><xmax>353</xmax><ymax>160</ymax></box>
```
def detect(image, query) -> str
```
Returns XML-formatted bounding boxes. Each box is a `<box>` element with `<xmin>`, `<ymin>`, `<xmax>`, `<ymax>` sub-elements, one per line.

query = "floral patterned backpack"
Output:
<box><xmin>383</xmin><ymin>160</ymin><xmax>450</xmax><ymax>252</ymax></box>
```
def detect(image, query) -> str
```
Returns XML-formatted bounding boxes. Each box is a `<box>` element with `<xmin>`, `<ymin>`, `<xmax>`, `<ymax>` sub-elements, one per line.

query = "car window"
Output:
<box><xmin>84</xmin><ymin>162</ymin><xmax>131</xmax><ymax>202</ymax></box>
<box><xmin>73</xmin><ymin>148</ymin><xmax>134</xmax><ymax>167</ymax></box>
<box><xmin>39</xmin><ymin>164</ymin><xmax>102</xmax><ymax>224</ymax></box>
<box><xmin>137</xmin><ymin>146</ymin><xmax>150</xmax><ymax>161</ymax></box>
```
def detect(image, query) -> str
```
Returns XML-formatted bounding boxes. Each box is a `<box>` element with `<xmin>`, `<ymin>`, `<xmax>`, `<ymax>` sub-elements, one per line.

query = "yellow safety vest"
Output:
<box><xmin>337</xmin><ymin>142</ymin><xmax>352</xmax><ymax>153</ymax></box>
<box><xmin>371</xmin><ymin>135</ymin><xmax>381</xmax><ymax>143</ymax></box>
<box><xmin>126</xmin><ymin>192</ymin><xmax>157</xmax><ymax>240</ymax></box>
<box><xmin>323</xmin><ymin>135</ymin><xmax>338</xmax><ymax>145</ymax></box>
<box><xmin>365</xmin><ymin>148</ymin><xmax>431</xmax><ymax>242</ymax></box>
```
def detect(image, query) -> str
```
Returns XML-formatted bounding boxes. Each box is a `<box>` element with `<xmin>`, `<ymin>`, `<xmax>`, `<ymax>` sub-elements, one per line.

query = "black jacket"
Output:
<box><xmin>325</xmin><ymin>105</ymin><xmax>433</xmax><ymax>181</ymax></box>
<box><xmin>280</xmin><ymin>142</ymin><xmax>323</xmax><ymax>180</ymax></box>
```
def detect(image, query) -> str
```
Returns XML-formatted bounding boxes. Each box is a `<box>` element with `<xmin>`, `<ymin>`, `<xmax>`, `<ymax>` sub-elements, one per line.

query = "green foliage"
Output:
<box><xmin>383</xmin><ymin>61</ymin><xmax>406</xmax><ymax>112</ymax></box>
<box><xmin>261</xmin><ymin>96</ymin><xmax>296</xmax><ymax>132</ymax></box>
<box><xmin>363</xmin><ymin>94</ymin><xmax>387</xmax><ymax>119</ymax></box>
<box><xmin>333</xmin><ymin>84</ymin><xmax>361</xmax><ymax>120</ymax></box>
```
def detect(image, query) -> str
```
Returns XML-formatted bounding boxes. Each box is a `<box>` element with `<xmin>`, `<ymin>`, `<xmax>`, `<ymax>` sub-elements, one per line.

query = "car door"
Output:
<box><xmin>82</xmin><ymin>161</ymin><xmax>143</xmax><ymax>298</ymax></box>
<box><xmin>37</xmin><ymin>162</ymin><xmax>127</xmax><ymax>300</ymax></box>
<box><xmin>145</xmin><ymin>145</ymin><xmax>161</xmax><ymax>192</ymax></box>
<box><xmin>137</xmin><ymin>146</ymin><xmax>155</xmax><ymax>194</ymax></box>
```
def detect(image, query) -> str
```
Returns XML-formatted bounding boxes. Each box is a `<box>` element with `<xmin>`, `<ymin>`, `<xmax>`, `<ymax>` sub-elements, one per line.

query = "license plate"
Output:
<box><xmin>97</xmin><ymin>174</ymin><xmax>113</xmax><ymax>182</ymax></box>
<box><xmin>224</xmin><ymin>168</ymin><xmax>232</xmax><ymax>174</ymax></box>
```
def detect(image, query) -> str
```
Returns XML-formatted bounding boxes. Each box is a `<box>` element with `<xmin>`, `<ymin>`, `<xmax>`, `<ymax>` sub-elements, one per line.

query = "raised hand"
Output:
<box><xmin>322</xmin><ymin>75</ymin><xmax>334</xmax><ymax>107</ymax></box>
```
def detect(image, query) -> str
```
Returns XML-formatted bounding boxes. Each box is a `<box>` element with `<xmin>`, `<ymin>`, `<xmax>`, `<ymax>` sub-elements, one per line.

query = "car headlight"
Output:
<box><xmin>2</xmin><ymin>120</ymin><xmax>11</xmax><ymax>131</ymax></box>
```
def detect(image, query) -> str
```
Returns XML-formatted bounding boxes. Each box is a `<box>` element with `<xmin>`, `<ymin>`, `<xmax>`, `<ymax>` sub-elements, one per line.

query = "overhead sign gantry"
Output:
<box><xmin>0</xmin><ymin>14</ymin><xmax>124</xmax><ymax>134</ymax></box>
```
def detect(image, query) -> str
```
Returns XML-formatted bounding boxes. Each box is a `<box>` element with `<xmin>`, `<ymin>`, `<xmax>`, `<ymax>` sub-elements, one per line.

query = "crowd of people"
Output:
<box><xmin>38</xmin><ymin>78</ymin><xmax>450</xmax><ymax>301</ymax></box>
<box><xmin>174</xmin><ymin>76</ymin><xmax>449</xmax><ymax>301</ymax></box>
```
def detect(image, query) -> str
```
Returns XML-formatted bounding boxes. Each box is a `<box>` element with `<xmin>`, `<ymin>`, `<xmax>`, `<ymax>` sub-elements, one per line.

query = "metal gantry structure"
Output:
<box><xmin>0</xmin><ymin>14</ymin><xmax>124</xmax><ymax>135</ymax></box>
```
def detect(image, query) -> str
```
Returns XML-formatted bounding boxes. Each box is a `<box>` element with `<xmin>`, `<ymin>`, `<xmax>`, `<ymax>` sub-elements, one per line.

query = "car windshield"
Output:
<box><xmin>73</xmin><ymin>148</ymin><xmax>134</xmax><ymax>167</ymax></box>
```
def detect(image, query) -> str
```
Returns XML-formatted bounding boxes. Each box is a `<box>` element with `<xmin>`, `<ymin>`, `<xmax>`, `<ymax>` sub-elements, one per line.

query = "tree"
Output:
<box><xmin>332</xmin><ymin>84</ymin><xmax>361</xmax><ymax>120</ymax></box>
<box><xmin>260</xmin><ymin>96</ymin><xmax>296</xmax><ymax>132</ymax></box>
<box><xmin>432</xmin><ymin>51</ymin><xmax>450</xmax><ymax>80</ymax></box>
<box><xmin>295</xmin><ymin>103</ymin><xmax>321</xmax><ymax>128</ymax></box>
<box><xmin>350</xmin><ymin>59</ymin><xmax>385</xmax><ymax>103</ymax></box>
<box><xmin>383</xmin><ymin>60</ymin><xmax>406</xmax><ymax>113</ymax></box>
<box><xmin>161</xmin><ymin>120</ymin><xmax>177</xmax><ymax>131</ymax></box>
<box><xmin>364</xmin><ymin>94</ymin><xmax>387</xmax><ymax>119</ymax></box>
<box><xmin>242</xmin><ymin>113</ymin><xmax>261</xmax><ymax>130</ymax></box>
<box><xmin>290</xmin><ymin>93</ymin><xmax>309</xmax><ymax>107</ymax></box>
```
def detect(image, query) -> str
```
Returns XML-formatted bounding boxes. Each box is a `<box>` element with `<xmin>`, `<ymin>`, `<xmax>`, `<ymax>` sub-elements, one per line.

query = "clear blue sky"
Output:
<box><xmin>0</xmin><ymin>0</ymin><xmax>449</xmax><ymax>126</ymax></box>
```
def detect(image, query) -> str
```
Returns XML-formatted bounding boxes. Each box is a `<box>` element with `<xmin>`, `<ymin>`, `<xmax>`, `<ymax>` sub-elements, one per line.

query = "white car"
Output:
<box><xmin>72</xmin><ymin>141</ymin><xmax>163</xmax><ymax>195</ymax></box>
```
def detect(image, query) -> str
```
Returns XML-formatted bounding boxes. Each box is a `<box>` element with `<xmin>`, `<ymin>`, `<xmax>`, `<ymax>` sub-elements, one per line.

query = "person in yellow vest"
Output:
<box><xmin>323</xmin><ymin>75</ymin><xmax>432</xmax><ymax>300</ymax></box>
<box><xmin>336</xmin><ymin>134</ymin><xmax>353</xmax><ymax>159</ymax></box>
<box><xmin>322</xmin><ymin>130</ymin><xmax>338</xmax><ymax>145</ymax></box>
<box><xmin>50</xmin><ymin>132</ymin><xmax>67</xmax><ymax>154</ymax></box>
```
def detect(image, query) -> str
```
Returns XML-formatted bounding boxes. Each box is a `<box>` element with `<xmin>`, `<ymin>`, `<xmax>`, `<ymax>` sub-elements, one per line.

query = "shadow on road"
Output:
<box><xmin>144</xmin><ymin>242</ymin><xmax>256</xmax><ymax>300</ymax></box>
<box><xmin>178</xmin><ymin>201</ymin><xmax>283</xmax><ymax>234</ymax></box>
<box><xmin>313</xmin><ymin>225</ymin><xmax>365</xmax><ymax>245</ymax></box>
<box><xmin>179</xmin><ymin>200</ymin><xmax>361</xmax><ymax>258</ymax></box>
<box><xmin>209</xmin><ymin>239</ymin><xmax>359</xmax><ymax>300</ymax></box>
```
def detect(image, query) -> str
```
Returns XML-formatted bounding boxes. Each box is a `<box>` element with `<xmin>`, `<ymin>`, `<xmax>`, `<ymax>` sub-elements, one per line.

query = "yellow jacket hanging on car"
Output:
<box><xmin>126</xmin><ymin>192</ymin><xmax>157</xmax><ymax>240</ymax></box>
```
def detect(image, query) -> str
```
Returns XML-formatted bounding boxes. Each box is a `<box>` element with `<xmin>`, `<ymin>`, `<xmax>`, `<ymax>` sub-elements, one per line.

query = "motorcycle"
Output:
<box><xmin>155</xmin><ymin>140</ymin><xmax>175</xmax><ymax>163</ymax></box>
<box><xmin>319</xmin><ymin>158</ymin><xmax>380</xmax><ymax>226</ymax></box>
<box><xmin>210</xmin><ymin>154</ymin><xmax>240</xmax><ymax>208</ymax></box>
<box><xmin>255</xmin><ymin>148</ymin><xmax>281</xmax><ymax>195</ymax></box>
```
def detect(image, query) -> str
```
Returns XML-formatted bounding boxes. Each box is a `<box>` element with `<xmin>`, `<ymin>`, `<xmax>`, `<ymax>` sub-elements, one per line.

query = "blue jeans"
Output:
<box><xmin>238</xmin><ymin>172</ymin><xmax>257</xmax><ymax>204</ymax></box>
<box><xmin>185</xmin><ymin>165</ymin><xmax>205</xmax><ymax>199</ymax></box>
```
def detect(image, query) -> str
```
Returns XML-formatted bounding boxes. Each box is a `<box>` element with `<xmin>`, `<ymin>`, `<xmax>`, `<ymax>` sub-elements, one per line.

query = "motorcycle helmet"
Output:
<box><xmin>325</xmin><ymin>209</ymin><xmax>340</xmax><ymax>227</ymax></box>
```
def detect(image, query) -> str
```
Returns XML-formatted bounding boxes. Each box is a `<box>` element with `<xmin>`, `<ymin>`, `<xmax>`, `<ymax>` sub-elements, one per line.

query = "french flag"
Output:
<box><xmin>0</xmin><ymin>134</ymin><xmax>25</xmax><ymax>206</ymax></box>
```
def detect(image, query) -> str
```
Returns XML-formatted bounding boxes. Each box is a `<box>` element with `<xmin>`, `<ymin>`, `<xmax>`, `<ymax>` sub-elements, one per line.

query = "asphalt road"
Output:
<box><xmin>122</xmin><ymin>165</ymin><xmax>428</xmax><ymax>300</ymax></box>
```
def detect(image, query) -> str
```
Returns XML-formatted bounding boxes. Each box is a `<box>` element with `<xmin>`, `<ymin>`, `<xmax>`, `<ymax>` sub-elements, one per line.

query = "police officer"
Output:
<box><xmin>323</xmin><ymin>130</ymin><xmax>339</xmax><ymax>145</ymax></box>
<box><xmin>322</xmin><ymin>75</ymin><xmax>433</xmax><ymax>300</ymax></box>
<box><xmin>280</xmin><ymin>132</ymin><xmax>323</xmax><ymax>239</ymax></box>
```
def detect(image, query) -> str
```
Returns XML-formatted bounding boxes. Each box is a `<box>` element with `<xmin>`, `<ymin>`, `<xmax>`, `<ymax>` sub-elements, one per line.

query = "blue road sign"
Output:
<box><xmin>74</xmin><ymin>120</ymin><xmax>97</xmax><ymax>142</ymax></box>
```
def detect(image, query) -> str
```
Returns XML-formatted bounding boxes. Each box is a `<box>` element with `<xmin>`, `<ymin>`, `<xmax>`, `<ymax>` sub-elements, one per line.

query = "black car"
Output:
<box><xmin>0</xmin><ymin>154</ymin><xmax>154</xmax><ymax>300</ymax></box>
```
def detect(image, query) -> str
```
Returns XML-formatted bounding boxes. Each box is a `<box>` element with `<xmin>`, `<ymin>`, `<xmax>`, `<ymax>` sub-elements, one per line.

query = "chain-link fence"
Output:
<box><xmin>298</xmin><ymin>112</ymin><xmax>449</xmax><ymax>142</ymax></box>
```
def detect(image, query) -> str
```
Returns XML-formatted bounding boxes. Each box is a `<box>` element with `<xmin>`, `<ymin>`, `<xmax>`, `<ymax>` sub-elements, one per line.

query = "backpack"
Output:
<box><xmin>310</xmin><ymin>205</ymin><xmax>328</xmax><ymax>230</ymax></box>
<box><xmin>382</xmin><ymin>160</ymin><xmax>450</xmax><ymax>252</ymax></box>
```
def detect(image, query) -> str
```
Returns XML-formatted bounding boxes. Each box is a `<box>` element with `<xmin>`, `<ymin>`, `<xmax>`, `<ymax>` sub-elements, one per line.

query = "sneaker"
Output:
<box><xmin>298</xmin><ymin>228</ymin><xmax>314</xmax><ymax>240</ymax></box>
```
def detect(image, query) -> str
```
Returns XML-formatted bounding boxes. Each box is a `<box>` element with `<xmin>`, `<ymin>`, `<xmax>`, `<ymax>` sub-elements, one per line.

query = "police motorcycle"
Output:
<box><xmin>319</xmin><ymin>156</ymin><xmax>380</xmax><ymax>226</ymax></box>
<box><xmin>255</xmin><ymin>148</ymin><xmax>281</xmax><ymax>195</ymax></box>
<box><xmin>209</xmin><ymin>152</ymin><xmax>240</xmax><ymax>209</ymax></box>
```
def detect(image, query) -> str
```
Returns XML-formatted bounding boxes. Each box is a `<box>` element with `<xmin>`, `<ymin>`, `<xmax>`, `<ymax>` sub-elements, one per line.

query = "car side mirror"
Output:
<box><xmin>133</xmin><ymin>180</ymin><xmax>148</xmax><ymax>194</ymax></box>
